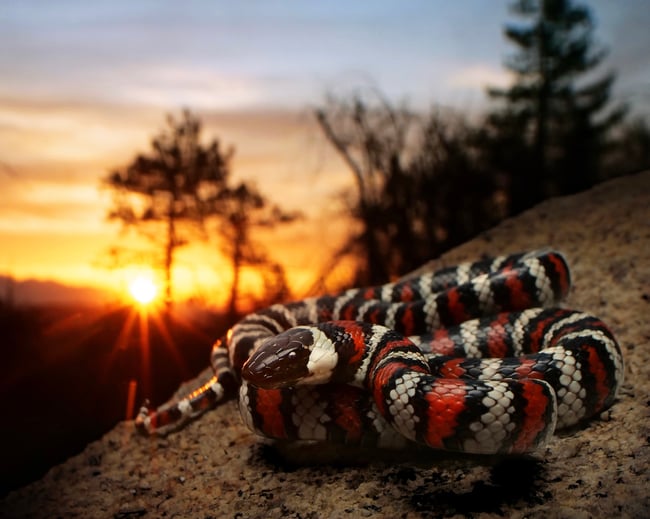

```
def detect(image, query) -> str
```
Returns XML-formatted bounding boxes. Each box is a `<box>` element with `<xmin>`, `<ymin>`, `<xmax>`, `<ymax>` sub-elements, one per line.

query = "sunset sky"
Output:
<box><xmin>1</xmin><ymin>1</ymin><xmax>649</xmax><ymax>306</ymax></box>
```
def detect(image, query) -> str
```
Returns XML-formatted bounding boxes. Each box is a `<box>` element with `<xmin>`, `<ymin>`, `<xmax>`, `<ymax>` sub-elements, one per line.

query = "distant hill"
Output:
<box><xmin>0</xmin><ymin>275</ymin><xmax>115</xmax><ymax>306</ymax></box>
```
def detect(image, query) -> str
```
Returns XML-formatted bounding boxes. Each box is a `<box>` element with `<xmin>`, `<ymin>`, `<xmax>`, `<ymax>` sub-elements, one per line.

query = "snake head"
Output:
<box><xmin>241</xmin><ymin>327</ymin><xmax>315</xmax><ymax>389</ymax></box>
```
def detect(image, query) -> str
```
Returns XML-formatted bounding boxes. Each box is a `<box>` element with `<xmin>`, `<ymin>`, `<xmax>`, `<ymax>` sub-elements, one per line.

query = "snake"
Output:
<box><xmin>136</xmin><ymin>249</ymin><xmax>624</xmax><ymax>455</ymax></box>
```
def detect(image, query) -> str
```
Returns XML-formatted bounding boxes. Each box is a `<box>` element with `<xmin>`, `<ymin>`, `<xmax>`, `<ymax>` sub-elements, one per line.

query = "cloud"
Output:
<box><xmin>104</xmin><ymin>64</ymin><xmax>268</xmax><ymax>110</ymax></box>
<box><xmin>447</xmin><ymin>64</ymin><xmax>512</xmax><ymax>90</ymax></box>
<box><xmin>0</xmin><ymin>178</ymin><xmax>108</xmax><ymax>235</ymax></box>
<box><xmin>0</xmin><ymin>99</ymin><xmax>155</xmax><ymax>165</ymax></box>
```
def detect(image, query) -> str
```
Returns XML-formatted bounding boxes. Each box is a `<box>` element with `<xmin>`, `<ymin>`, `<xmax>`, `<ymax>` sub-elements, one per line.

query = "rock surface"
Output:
<box><xmin>2</xmin><ymin>171</ymin><xmax>649</xmax><ymax>518</ymax></box>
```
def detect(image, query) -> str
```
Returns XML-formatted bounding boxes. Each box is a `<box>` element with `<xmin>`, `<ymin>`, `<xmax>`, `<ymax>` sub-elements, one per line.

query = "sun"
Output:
<box><xmin>128</xmin><ymin>275</ymin><xmax>158</xmax><ymax>305</ymax></box>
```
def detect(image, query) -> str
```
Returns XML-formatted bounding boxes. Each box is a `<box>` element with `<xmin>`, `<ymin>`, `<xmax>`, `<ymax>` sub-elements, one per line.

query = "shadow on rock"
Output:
<box><xmin>250</xmin><ymin>440</ymin><xmax>468</xmax><ymax>472</ymax></box>
<box><xmin>410</xmin><ymin>457</ymin><xmax>550</xmax><ymax>516</ymax></box>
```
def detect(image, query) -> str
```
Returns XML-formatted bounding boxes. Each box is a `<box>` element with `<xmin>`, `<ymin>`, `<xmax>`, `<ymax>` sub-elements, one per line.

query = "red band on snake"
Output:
<box><xmin>136</xmin><ymin>250</ymin><xmax>624</xmax><ymax>455</ymax></box>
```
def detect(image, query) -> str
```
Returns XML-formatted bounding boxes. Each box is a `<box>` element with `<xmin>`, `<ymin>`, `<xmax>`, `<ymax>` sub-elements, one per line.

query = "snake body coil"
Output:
<box><xmin>136</xmin><ymin>250</ymin><xmax>623</xmax><ymax>454</ymax></box>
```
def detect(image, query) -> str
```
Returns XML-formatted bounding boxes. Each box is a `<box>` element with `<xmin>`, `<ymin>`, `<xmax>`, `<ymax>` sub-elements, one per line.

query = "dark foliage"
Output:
<box><xmin>484</xmin><ymin>0</ymin><xmax>627</xmax><ymax>213</ymax></box>
<box><xmin>316</xmin><ymin>0</ymin><xmax>648</xmax><ymax>286</ymax></box>
<box><xmin>104</xmin><ymin>109</ymin><xmax>232</xmax><ymax>305</ymax></box>
<box><xmin>104</xmin><ymin>109</ymin><xmax>299</xmax><ymax>316</ymax></box>
<box><xmin>315</xmin><ymin>94</ymin><xmax>505</xmax><ymax>286</ymax></box>
<box><xmin>211</xmin><ymin>181</ymin><xmax>300</xmax><ymax>321</ymax></box>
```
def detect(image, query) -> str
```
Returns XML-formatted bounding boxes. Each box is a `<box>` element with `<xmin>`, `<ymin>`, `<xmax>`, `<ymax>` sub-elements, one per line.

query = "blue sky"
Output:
<box><xmin>3</xmin><ymin>1</ymin><xmax>648</xmax><ymax>113</ymax></box>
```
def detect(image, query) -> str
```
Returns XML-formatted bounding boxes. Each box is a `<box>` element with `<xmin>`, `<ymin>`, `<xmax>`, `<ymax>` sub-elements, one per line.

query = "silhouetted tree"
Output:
<box><xmin>485</xmin><ymin>0</ymin><xmax>626</xmax><ymax>213</ymax></box>
<box><xmin>411</xmin><ymin>111</ymin><xmax>505</xmax><ymax>255</ymax></box>
<box><xmin>105</xmin><ymin>109</ymin><xmax>298</xmax><ymax>314</ymax></box>
<box><xmin>315</xmin><ymin>92</ymin><xmax>413</xmax><ymax>283</ymax></box>
<box><xmin>105</xmin><ymin>110</ymin><xmax>231</xmax><ymax>306</ymax></box>
<box><xmin>209</xmin><ymin>181</ymin><xmax>299</xmax><ymax>321</ymax></box>
<box><xmin>316</xmin><ymin>92</ymin><xmax>502</xmax><ymax>286</ymax></box>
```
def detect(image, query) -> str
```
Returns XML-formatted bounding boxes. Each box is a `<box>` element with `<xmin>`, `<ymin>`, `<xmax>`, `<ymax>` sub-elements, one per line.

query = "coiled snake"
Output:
<box><xmin>136</xmin><ymin>250</ymin><xmax>623</xmax><ymax>454</ymax></box>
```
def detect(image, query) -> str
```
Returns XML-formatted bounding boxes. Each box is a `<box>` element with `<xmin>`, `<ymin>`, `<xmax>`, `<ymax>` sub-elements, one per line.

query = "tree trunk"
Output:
<box><xmin>227</xmin><ymin>221</ymin><xmax>244</xmax><ymax>323</ymax></box>
<box><xmin>164</xmin><ymin>212</ymin><xmax>175</xmax><ymax>311</ymax></box>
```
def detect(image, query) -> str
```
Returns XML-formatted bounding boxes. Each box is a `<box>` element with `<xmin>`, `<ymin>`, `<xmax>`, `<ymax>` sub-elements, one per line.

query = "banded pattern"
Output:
<box><xmin>135</xmin><ymin>250</ymin><xmax>623</xmax><ymax>454</ymax></box>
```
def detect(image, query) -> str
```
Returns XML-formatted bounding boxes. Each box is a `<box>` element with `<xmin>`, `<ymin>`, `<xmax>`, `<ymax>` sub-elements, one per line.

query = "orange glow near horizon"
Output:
<box><xmin>0</xmin><ymin>213</ymin><xmax>355</xmax><ymax>309</ymax></box>
<box><xmin>0</xmin><ymin>101</ymin><xmax>356</xmax><ymax>307</ymax></box>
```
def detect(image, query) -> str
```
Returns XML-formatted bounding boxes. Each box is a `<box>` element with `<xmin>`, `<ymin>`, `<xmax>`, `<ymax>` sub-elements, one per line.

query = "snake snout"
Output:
<box><xmin>241</xmin><ymin>328</ymin><xmax>314</xmax><ymax>388</ymax></box>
